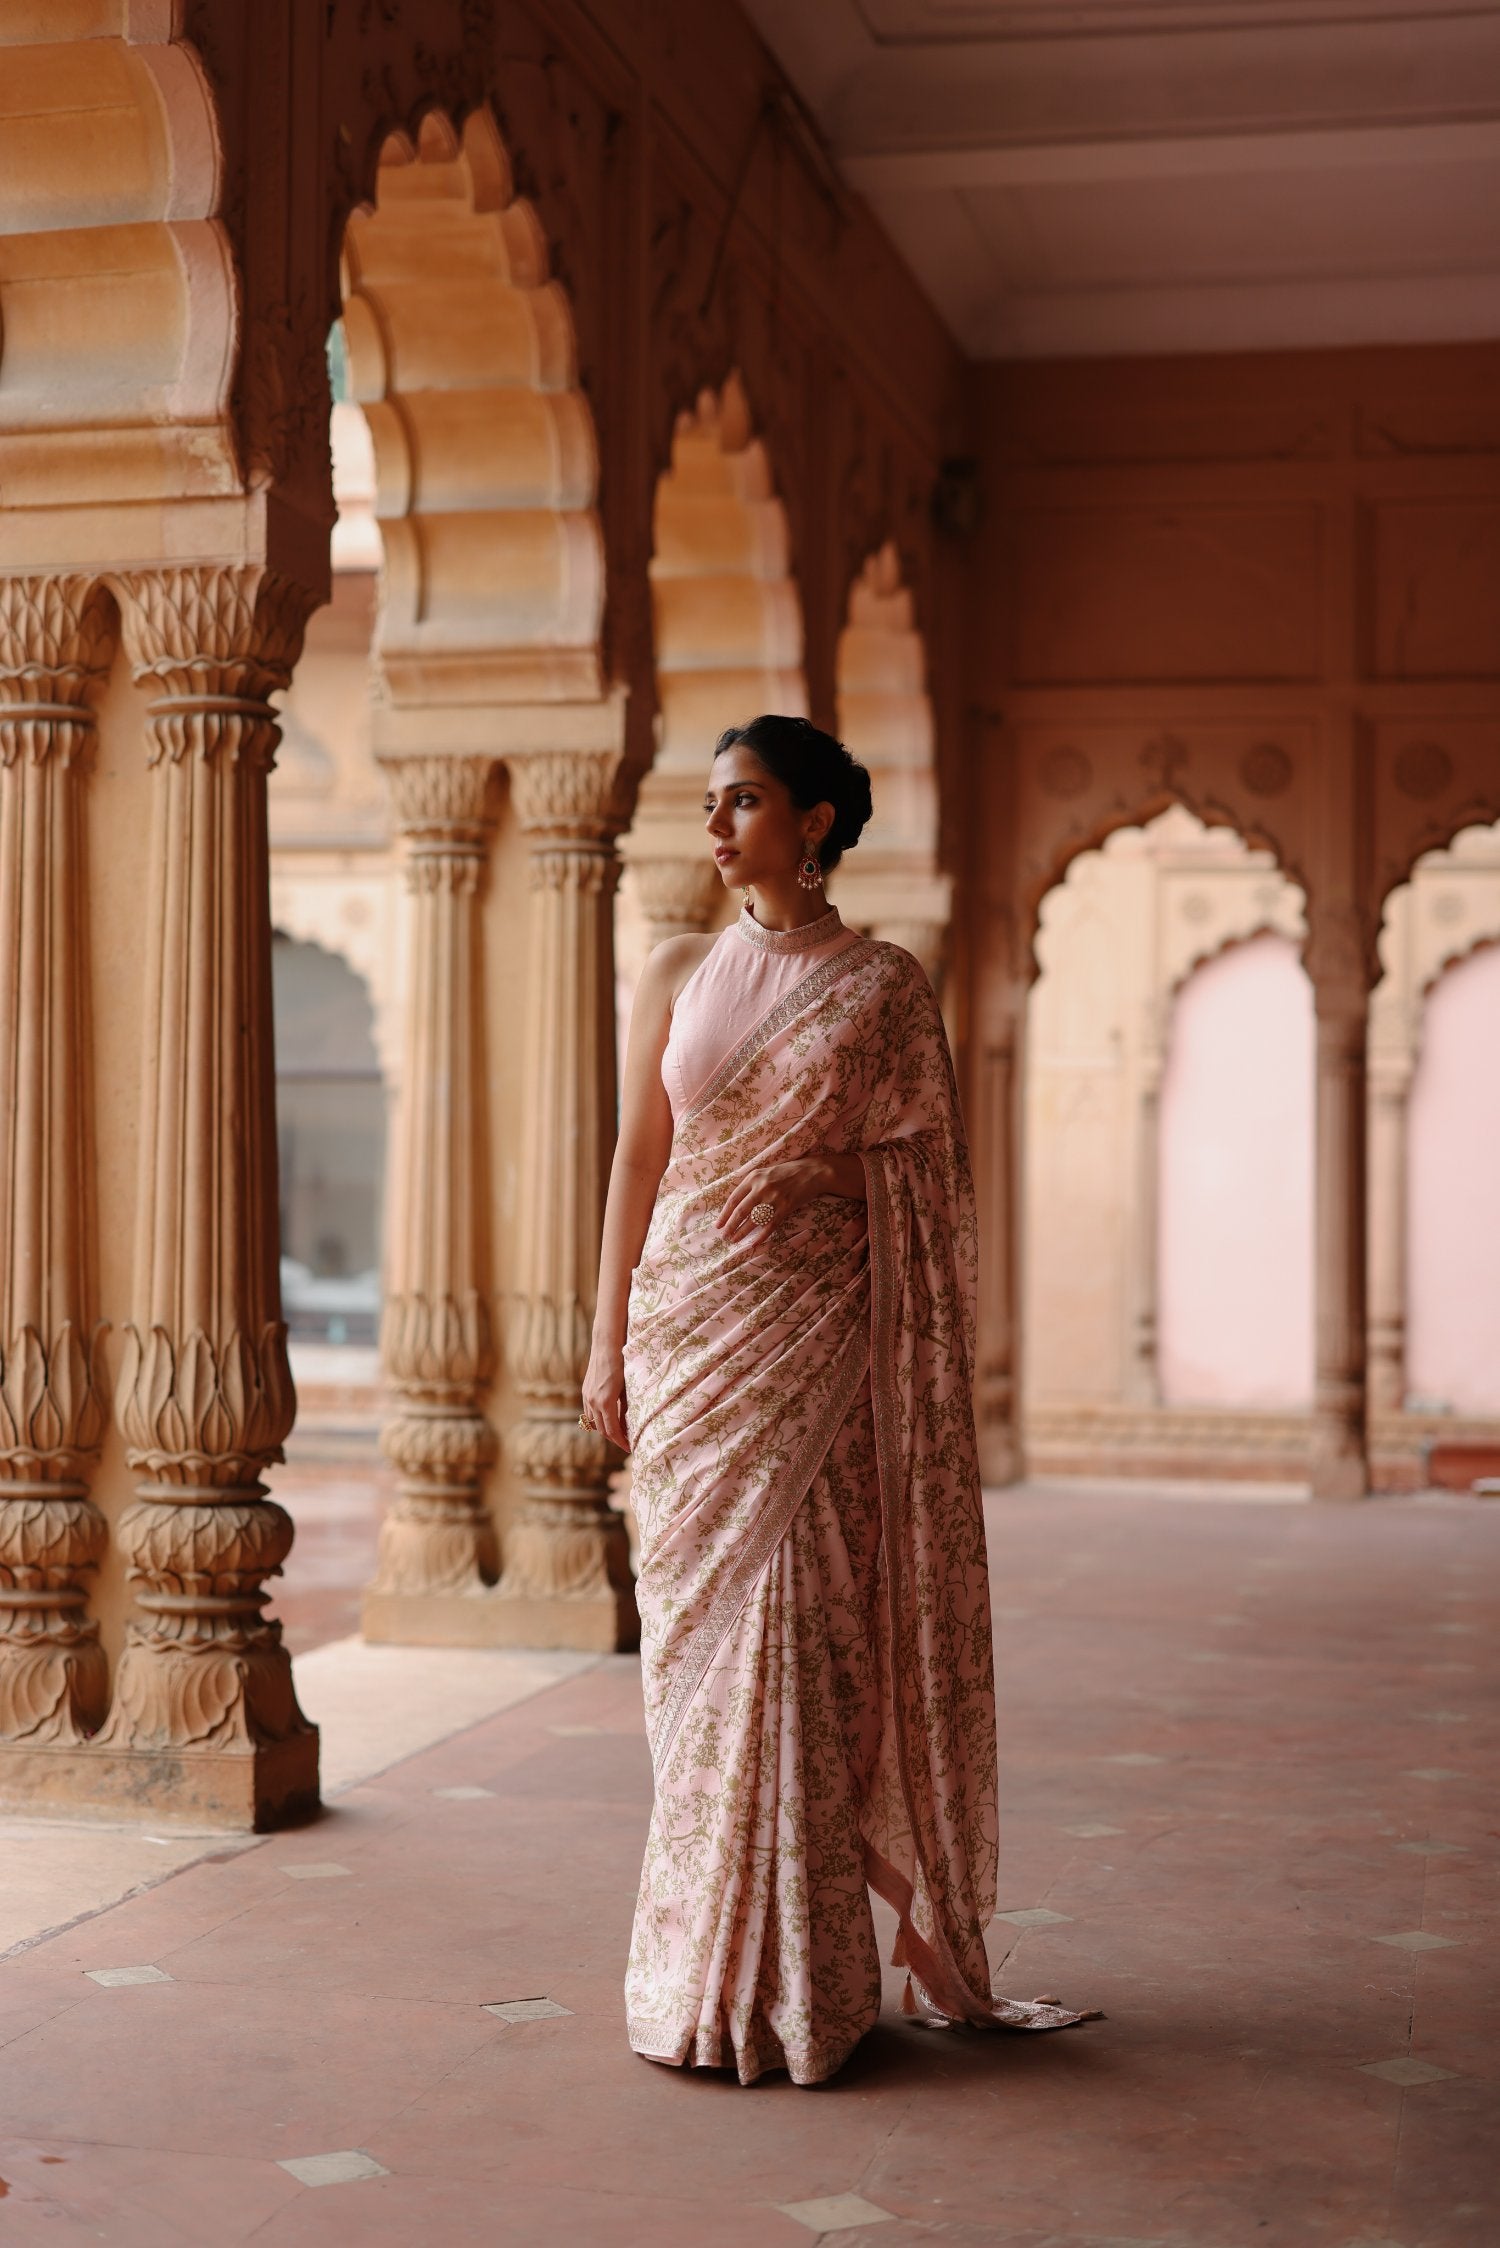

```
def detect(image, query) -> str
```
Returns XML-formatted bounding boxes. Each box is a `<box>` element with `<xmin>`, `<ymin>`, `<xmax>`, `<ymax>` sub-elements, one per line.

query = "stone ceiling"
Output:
<box><xmin>737</xmin><ymin>1</ymin><xmax>1500</xmax><ymax>357</ymax></box>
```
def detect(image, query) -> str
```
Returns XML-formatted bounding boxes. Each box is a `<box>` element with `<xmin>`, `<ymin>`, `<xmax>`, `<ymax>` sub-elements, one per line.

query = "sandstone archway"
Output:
<box><xmin>622</xmin><ymin>373</ymin><xmax>808</xmax><ymax>953</ymax></box>
<box><xmin>1368</xmin><ymin>819</ymin><xmax>1500</xmax><ymax>1485</ymax></box>
<box><xmin>832</xmin><ymin>542</ymin><xmax>950</xmax><ymax>986</ymax></box>
<box><xmin>339</xmin><ymin>108</ymin><xmax>605</xmax><ymax>707</ymax></box>
<box><xmin>1022</xmin><ymin>807</ymin><xmax>1311</xmax><ymax>1483</ymax></box>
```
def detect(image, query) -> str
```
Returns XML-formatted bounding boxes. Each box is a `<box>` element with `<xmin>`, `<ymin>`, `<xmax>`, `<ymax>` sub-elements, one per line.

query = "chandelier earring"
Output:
<box><xmin>797</xmin><ymin>846</ymin><xmax>823</xmax><ymax>892</ymax></box>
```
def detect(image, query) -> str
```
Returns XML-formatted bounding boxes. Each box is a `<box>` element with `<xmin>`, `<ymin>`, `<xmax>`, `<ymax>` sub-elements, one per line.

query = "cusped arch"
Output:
<box><xmin>1372</xmin><ymin>816</ymin><xmax>1500</xmax><ymax>1054</ymax></box>
<box><xmin>623</xmin><ymin>372</ymin><xmax>808</xmax><ymax>943</ymax></box>
<box><xmin>833</xmin><ymin>542</ymin><xmax>951</xmax><ymax>985</ymax></box>
<box><xmin>339</xmin><ymin>107</ymin><xmax>603</xmax><ymax>706</ymax></box>
<box><xmin>1022</xmin><ymin>785</ymin><xmax>1300</xmax><ymax>984</ymax></box>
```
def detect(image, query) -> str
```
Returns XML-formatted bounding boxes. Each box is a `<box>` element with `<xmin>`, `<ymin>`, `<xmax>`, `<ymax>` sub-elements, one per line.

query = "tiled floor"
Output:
<box><xmin>0</xmin><ymin>1481</ymin><xmax>1493</xmax><ymax>2248</ymax></box>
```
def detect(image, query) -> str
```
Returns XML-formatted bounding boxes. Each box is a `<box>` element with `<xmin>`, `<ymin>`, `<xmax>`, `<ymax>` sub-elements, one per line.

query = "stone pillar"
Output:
<box><xmin>1125</xmin><ymin>1059</ymin><xmax>1163</xmax><ymax>1404</ymax></box>
<box><xmin>494</xmin><ymin>749</ymin><xmax>637</xmax><ymax>1650</ymax></box>
<box><xmin>1367</xmin><ymin>1058</ymin><xmax>1411</xmax><ymax>1417</ymax></box>
<box><xmin>93</xmin><ymin>565</ymin><xmax>319</xmax><ymax>1826</ymax></box>
<box><xmin>628</xmin><ymin>855</ymin><xmax>721</xmax><ymax>948</ymax></box>
<box><xmin>363</xmin><ymin>755</ymin><xmax>499</xmax><ymax>1641</ymax></box>
<box><xmin>975</xmin><ymin>1016</ymin><xmax>1023</xmax><ymax>1485</ymax></box>
<box><xmin>1310</xmin><ymin>973</ymin><xmax>1371</xmax><ymax>1499</ymax></box>
<box><xmin>0</xmin><ymin>578</ymin><xmax>111</xmax><ymax>1762</ymax></box>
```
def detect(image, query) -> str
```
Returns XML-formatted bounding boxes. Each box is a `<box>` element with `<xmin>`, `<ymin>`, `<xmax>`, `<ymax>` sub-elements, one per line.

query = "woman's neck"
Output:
<box><xmin>744</xmin><ymin>883</ymin><xmax>831</xmax><ymax>934</ymax></box>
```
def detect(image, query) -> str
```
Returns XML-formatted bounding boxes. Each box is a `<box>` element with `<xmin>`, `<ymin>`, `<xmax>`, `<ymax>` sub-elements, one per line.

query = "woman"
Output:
<box><xmin>582</xmin><ymin>715</ymin><xmax>1094</xmax><ymax>2086</ymax></box>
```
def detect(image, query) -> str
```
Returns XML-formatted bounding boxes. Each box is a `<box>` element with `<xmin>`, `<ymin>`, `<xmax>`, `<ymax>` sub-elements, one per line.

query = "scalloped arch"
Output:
<box><xmin>622</xmin><ymin>373</ymin><xmax>809</xmax><ymax>941</ymax></box>
<box><xmin>832</xmin><ymin>541</ymin><xmax>951</xmax><ymax>980</ymax></box>
<box><xmin>338</xmin><ymin>106</ymin><xmax>604</xmax><ymax>706</ymax></box>
<box><xmin>1021</xmin><ymin>785</ymin><xmax>1302</xmax><ymax>982</ymax></box>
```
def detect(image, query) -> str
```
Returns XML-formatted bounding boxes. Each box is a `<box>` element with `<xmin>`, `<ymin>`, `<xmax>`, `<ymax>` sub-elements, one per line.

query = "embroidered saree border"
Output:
<box><xmin>679</xmin><ymin>938</ymin><xmax>878</xmax><ymax>1130</ymax></box>
<box><xmin>863</xmin><ymin>1145</ymin><xmax>996</xmax><ymax>2028</ymax></box>
<box><xmin>647</xmin><ymin>1316</ymin><xmax>873</xmax><ymax>1771</ymax></box>
<box><xmin>863</xmin><ymin>1147</ymin><xmax>1093</xmax><ymax>2035</ymax></box>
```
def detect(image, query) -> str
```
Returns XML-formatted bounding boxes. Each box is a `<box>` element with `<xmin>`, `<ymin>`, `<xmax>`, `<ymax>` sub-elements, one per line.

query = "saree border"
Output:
<box><xmin>679</xmin><ymin>937</ymin><xmax>879</xmax><ymax>1130</ymax></box>
<box><xmin>863</xmin><ymin>1147</ymin><xmax>1003</xmax><ymax>2029</ymax></box>
<box><xmin>647</xmin><ymin>1317</ymin><xmax>872</xmax><ymax>1771</ymax></box>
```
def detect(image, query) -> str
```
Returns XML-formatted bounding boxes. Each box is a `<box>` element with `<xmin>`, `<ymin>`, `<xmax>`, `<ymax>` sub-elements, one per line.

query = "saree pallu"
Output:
<box><xmin>623</xmin><ymin>938</ymin><xmax>1086</xmax><ymax>2085</ymax></box>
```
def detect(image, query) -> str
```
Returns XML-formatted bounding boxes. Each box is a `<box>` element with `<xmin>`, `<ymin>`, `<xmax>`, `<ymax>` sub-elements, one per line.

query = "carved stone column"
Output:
<box><xmin>1309</xmin><ymin>950</ymin><xmax>1372</xmax><ymax>1499</ymax></box>
<box><xmin>1125</xmin><ymin>1058</ymin><xmax>1163</xmax><ymax>1405</ymax></box>
<box><xmin>363</xmin><ymin>755</ymin><xmax>499</xmax><ymax>1641</ymax></box>
<box><xmin>976</xmin><ymin>1019</ymin><xmax>1023</xmax><ymax>1485</ymax></box>
<box><xmin>93</xmin><ymin>565</ymin><xmax>319</xmax><ymax>1826</ymax></box>
<box><xmin>494</xmin><ymin>748</ymin><xmax>637</xmax><ymax>1649</ymax></box>
<box><xmin>0</xmin><ymin>578</ymin><xmax>111</xmax><ymax>1769</ymax></box>
<box><xmin>628</xmin><ymin>855</ymin><xmax>721</xmax><ymax>948</ymax></box>
<box><xmin>1367</xmin><ymin>1058</ymin><xmax>1411</xmax><ymax>1417</ymax></box>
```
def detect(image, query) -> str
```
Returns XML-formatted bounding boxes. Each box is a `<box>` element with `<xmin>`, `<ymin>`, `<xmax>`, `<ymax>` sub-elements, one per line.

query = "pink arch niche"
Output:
<box><xmin>1406</xmin><ymin>938</ymin><xmax>1500</xmax><ymax>1414</ymax></box>
<box><xmin>1157</xmin><ymin>931</ymin><xmax>1314</xmax><ymax>1408</ymax></box>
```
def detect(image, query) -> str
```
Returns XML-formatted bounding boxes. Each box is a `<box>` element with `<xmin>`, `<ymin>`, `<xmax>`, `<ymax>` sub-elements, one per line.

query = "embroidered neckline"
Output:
<box><xmin>735</xmin><ymin>902</ymin><xmax>844</xmax><ymax>954</ymax></box>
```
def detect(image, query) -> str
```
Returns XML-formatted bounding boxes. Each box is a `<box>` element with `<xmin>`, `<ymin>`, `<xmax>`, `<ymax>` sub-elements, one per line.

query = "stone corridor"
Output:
<box><xmin>0</xmin><ymin>1479</ymin><xmax>1492</xmax><ymax>2248</ymax></box>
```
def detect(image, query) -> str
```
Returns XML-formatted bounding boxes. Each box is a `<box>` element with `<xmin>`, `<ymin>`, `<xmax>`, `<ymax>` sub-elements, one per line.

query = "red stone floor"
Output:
<box><xmin>0</xmin><ymin>1481</ymin><xmax>1494</xmax><ymax>2247</ymax></box>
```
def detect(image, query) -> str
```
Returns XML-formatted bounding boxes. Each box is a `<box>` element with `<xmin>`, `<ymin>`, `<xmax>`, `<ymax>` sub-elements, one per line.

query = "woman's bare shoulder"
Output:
<box><xmin>637</xmin><ymin>931</ymin><xmax>717</xmax><ymax>1009</ymax></box>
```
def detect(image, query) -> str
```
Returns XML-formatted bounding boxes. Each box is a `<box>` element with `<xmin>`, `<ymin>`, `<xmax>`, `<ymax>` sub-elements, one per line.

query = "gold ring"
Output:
<box><xmin>578</xmin><ymin>1413</ymin><xmax>594</xmax><ymax>1431</ymax></box>
<box><xmin>750</xmin><ymin>1200</ymin><xmax>776</xmax><ymax>1229</ymax></box>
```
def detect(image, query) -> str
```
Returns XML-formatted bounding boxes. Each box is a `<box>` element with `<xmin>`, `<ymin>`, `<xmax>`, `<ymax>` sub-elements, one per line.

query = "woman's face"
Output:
<box><xmin>704</xmin><ymin>749</ymin><xmax>829</xmax><ymax>892</ymax></box>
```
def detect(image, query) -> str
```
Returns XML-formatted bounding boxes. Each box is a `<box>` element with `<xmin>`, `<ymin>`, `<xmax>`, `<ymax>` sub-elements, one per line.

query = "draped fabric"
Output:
<box><xmin>623</xmin><ymin>927</ymin><xmax>1090</xmax><ymax>2085</ymax></box>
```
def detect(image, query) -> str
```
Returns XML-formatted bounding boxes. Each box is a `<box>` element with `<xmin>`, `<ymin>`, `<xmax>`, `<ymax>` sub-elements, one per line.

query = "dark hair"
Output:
<box><xmin>712</xmin><ymin>715</ymin><xmax>873</xmax><ymax>871</ymax></box>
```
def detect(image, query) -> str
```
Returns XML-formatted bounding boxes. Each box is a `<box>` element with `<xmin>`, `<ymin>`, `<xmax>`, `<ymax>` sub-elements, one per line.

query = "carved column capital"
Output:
<box><xmin>506</xmin><ymin>746</ymin><xmax>623</xmax><ymax>840</ymax></box>
<box><xmin>381</xmin><ymin>754</ymin><xmax>494</xmax><ymax>897</ymax></box>
<box><xmin>114</xmin><ymin>564</ymin><xmax>312</xmax><ymax>714</ymax></box>
<box><xmin>0</xmin><ymin>574</ymin><xmax>112</xmax><ymax>746</ymax></box>
<box><xmin>627</xmin><ymin>855</ymin><xmax>722</xmax><ymax>943</ymax></box>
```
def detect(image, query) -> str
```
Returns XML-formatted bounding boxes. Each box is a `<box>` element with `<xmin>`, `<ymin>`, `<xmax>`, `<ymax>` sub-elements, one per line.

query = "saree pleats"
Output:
<box><xmin>627</xmin><ymin>1396</ymin><xmax>885</xmax><ymax>2084</ymax></box>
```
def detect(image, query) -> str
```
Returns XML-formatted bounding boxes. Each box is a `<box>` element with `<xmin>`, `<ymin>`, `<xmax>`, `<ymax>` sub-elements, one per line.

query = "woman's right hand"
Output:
<box><xmin>582</xmin><ymin>1335</ymin><xmax>629</xmax><ymax>1453</ymax></box>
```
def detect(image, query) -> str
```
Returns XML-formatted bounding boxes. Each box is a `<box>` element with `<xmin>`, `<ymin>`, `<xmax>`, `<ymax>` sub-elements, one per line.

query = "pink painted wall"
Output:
<box><xmin>1158</xmin><ymin>932</ymin><xmax>1314</xmax><ymax>1406</ymax></box>
<box><xmin>1406</xmin><ymin>941</ymin><xmax>1500</xmax><ymax>1414</ymax></box>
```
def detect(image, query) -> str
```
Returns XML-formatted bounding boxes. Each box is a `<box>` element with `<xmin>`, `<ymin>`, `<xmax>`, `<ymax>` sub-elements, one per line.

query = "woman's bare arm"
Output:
<box><xmin>582</xmin><ymin>936</ymin><xmax>709</xmax><ymax>1449</ymax></box>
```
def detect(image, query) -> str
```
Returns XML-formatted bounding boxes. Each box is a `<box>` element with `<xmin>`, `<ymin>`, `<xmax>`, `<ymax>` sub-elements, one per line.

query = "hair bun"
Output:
<box><xmin>712</xmin><ymin>714</ymin><xmax>874</xmax><ymax>870</ymax></box>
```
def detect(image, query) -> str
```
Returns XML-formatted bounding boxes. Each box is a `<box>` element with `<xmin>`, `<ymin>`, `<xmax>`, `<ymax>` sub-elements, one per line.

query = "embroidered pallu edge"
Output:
<box><xmin>679</xmin><ymin>937</ymin><xmax>878</xmax><ymax>1129</ymax></box>
<box><xmin>863</xmin><ymin>1146</ymin><xmax>1097</xmax><ymax>2035</ymax></box>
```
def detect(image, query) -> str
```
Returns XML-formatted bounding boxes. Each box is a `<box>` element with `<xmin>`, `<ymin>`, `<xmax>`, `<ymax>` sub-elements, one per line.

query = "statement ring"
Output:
<box><xmin>750</xmin><ymin>1200</ymin><xmax>776</xmax><ymax>1230</ymax></box>
<box><xmin>578</xmin><ymin>1413</ymin><xmax>594</xmax><ymax>1432</ymax></box>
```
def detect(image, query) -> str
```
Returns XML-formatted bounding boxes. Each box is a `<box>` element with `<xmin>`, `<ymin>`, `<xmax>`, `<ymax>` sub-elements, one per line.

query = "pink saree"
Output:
<box><xmin>623</xmin><ymin>913</ymin><xmax>1091</xmax><ymax>2085</ymax></box>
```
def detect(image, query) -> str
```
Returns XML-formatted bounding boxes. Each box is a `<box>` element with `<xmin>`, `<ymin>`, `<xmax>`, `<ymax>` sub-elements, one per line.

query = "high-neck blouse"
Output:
<box><xmin>662</xmin><ymin>905</ymin><xmax>861</xmax><ymax>1123</ymax></box>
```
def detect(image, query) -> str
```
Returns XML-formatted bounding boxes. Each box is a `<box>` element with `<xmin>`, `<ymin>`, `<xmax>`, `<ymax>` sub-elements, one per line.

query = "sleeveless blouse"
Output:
<box><xmin>663</xmin><ymin>904</ymin><xmax>861</xmax><ymax>1124</ymax></box>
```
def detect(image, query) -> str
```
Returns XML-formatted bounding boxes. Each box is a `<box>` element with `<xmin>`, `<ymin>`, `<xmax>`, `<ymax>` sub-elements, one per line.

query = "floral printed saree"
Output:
<box><xmin>623</xmin><ymin>932</ymin><xmax>1090</xmax><ymax>2085</ymax></box>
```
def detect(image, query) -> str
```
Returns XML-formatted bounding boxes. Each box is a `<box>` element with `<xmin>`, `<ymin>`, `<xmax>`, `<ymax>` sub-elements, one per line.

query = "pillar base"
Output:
<box><xmin>0</xmin><ymin>1728</ymin><xmax>320</xmax><ymax>1831</ymax></box>
<box><xmin>1310</xmin><ymin>1454</ymin><xmax>1371</xmax><ymax>1502</ymax></box>
<box><xmin>977</xmin><ymin>1425</ymin><xmax>1023</xmax><ymax>1487</ymax></box>
<box><xmin>363</xmin><ymin>1582</ymin><xmax>639</xmax><ymax>1653</ymax></box>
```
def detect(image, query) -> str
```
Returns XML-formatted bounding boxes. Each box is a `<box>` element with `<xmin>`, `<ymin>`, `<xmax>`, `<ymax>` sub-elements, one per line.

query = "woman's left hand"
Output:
<box><xmin>717</xmin><ymin>1157</ymin><xmax>829</xmax><ymax>1243</ymax></box>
